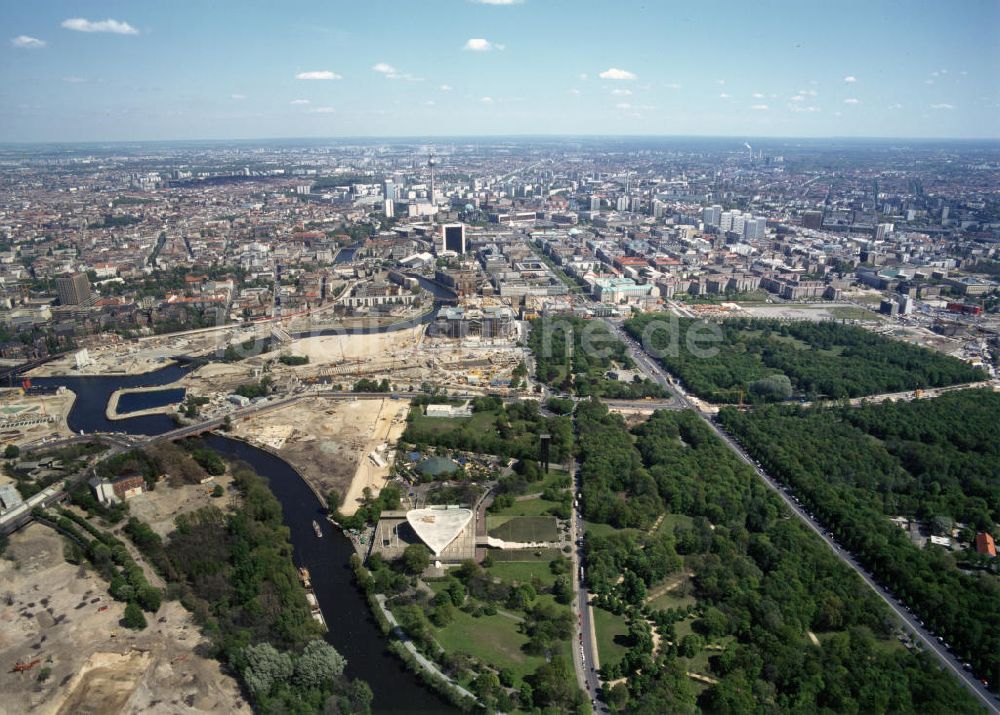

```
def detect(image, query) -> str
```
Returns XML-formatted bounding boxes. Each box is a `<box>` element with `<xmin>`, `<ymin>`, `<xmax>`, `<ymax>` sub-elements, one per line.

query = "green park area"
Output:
<box><xmin>486</xmin><ymin>515</ymin><xmax>560</xmax><ymax>543</ymax></box>
<box><xmin>573</xmin><ymin>399</ymin><xmax>981</xmax><ymax>712</ymax></box>
<box><xmin>624</xmin><ymin>315</ymin><xmax>985</xmax><ymax>403</ymax></box>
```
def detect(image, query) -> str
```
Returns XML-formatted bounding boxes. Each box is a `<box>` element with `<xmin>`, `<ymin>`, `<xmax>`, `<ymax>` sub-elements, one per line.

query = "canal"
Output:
<box><xmin>31</xmin><ymin>361</ymin><xmax>454</xmax><ymax>712</ymax></box>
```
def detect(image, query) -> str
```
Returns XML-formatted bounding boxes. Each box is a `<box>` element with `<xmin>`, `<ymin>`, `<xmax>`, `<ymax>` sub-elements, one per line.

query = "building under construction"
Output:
<box><xmin>429</xmin><ymin>305</ymin><xmax>516</xmax><ymax>340</ymax></box>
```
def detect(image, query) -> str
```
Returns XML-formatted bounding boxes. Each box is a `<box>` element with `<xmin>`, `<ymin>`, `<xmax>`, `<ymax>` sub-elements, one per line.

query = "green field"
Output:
<box><xmin>585</xmin><ymin>521</ymin><xmax>641</xmax><ymax>539</ymax></box>
<box><xmin>828</xmin><ymin>306</ymin><xmax>884</xmax><ymax>321</ymax></box>
<box><xmin>407</xmin><ymin>409</ymin><xmax>496</xmax><ymax>436</ymax></box>
<box><xmin>656</xmin><ymin>512</ymin><xmax>694</xmax><ymax>536</ymax></box>
<box><xmin>487</xmin><ymin>560</ymin><xmax>557</xmax><ymax>588</ymax></box>
<box><xmin>648</xmin><ymin>590</ymin><xmax>697</xmax><ymax>612</ymax></box>
<box><xmin>489</xmin><ymin>547</ymin><xmax>563</xmax><ymax>563</ymax></box>
<box><xmin>433</xmin><ymin>609</ymin><xmax>548</xmax><ymax>682</ymax></box>
<box><xmin>487</xmin><ymin>515</ymin><xmax>560</xmax><ymax>543</ymax></box>
<box><xmin>592</xmin><ymin>606</ymin><xmax>629</xmax><ymax>670</ymax></box>
<box><xmin>492</xmin><ymin>496</ymin><xmax>562</xmax><ymax>517</ymax></box>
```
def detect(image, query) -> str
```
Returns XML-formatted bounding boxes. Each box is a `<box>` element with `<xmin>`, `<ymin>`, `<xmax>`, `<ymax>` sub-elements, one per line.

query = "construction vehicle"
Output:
<box><xmin>12</xmin><ymin>658</ymin><xmax>41</xmax><ymax>673</ymax></box>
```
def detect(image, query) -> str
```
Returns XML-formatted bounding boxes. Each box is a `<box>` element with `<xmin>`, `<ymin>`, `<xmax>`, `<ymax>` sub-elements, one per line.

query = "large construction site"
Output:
<box><xmin>0</xmin><ymin>523</ymin><xmax>248</xmax><ymax>715</ymax></box>
<box><xmin>228</xmin><ymin>396</ymin><xmax>409</xmax><ymax>515</ymax></box>
<box><xmin>0</xmin><ymin>387</ymin><xmax>77</xmax><ymax>450</ymax></box>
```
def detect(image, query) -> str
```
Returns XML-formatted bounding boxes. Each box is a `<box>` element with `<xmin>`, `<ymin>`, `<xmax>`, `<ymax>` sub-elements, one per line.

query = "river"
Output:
<box><xmin>31</xmin><ymin>360</ymin><xmax>453</xmax><ymax>712</ymax></box>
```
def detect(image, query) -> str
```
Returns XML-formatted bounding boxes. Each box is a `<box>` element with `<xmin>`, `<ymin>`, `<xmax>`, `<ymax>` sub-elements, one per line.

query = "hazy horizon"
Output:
<box><xmin>3</xmin><ymin>0</ymin><xmax>998</xmax><ymax>143</ymax></box>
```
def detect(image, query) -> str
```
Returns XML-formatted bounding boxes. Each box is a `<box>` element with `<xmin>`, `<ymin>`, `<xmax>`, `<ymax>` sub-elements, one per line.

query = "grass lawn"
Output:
<box><xmin>593</xmin><ymin>606</ymin><xmax>630</xmax><ymax>670</ymax></box>
<box><xmin>488</xmin><ymin>515</ymin><xmax>560</xmax><ymax>542</ymax></box>
<box><xmin>488</xmin><ymin>560</ymin><xmax>557</xmax><ymax>588</ymax></box>
<box><xmin>585</xmin><ymin>522</ymin><xmax>641</xmax><ymax>539</ymax></box>
<box><xmin>657</xmin><ymin>512</ymin><xmax>694</xmax><ymax>536</ymax></box>
<box><xmin>829</xmin><ymin>306</ymin><xmax>883</xmax><ymax>321</ymax></box>
<box><xmin>648</xmin><ymin>590</ymin><xmax>697</xmax><ymax>612</ymax></box>
<box><xmin>493</xmin><ymin>496</ymin><xmax>561</xmax><ymax>517</ymax></box>
<box><xmin>538</xmin><ymin>469</ymin><xmax>572</xmax><ymax>491</ymax></box>
<box><xmin>409</xmin><ymin>409</ymin><xmax>497</xmax><ymax>436</ymax></box>
<box><xmin>433</xmin><ymin>608</ymin><xmax>547</xmax><ymax>683</ymax></box>
<box><xmin>490</xmin><ymin>547</ymin><xmax>564</xmax><ymax>563</ymax></box>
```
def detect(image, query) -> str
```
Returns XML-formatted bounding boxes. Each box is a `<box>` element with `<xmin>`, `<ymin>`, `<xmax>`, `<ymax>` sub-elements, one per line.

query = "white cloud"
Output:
<box><xmin>309</xmin><ymin>106</ymin><xmax>336</xmax><ymax>113</ymax></box>
<box><xmin>480</xmin><ymin>96</ymin><xmax>494</xmax><ymax>103</ymax></box>
<box><xmin>664</xmin><ymin>83</ymin><xmax>681</xmax><ymax>90</ymax></box>
<box><xmin>790</xmin><ymin>95</ymin><xmax>804</xmax><ymax>102</ymax></box>
<box><xmin>296</xmin><ymin>71</ymin><xmax>341</xmax><ymax>80</ymax></box>
<box><xmin>800</xmin><ymin>88</ymin><xmax>818</xmax><ymax>96</ymax></box>
<box><xmin>843</xmin><ymin>98</ymin><xmax>860</xmax><ymax>104</ymax></box>
<box><xmin>11</xmin><ymin>35</ymin><xmax>46</xmax><ymax>48</ymax></box>
<box><xmin>62</xmin><ymin>76</ymin><xmax>87</xmax><ymax>83</ymax></box>
<box><xmin>61</xmin><ymin>18</ymin><xmax>138</xmax><ymax>35</ymax></box>
<box><xmin>791</xmin><ymin>105</ymin><xmax>820</xmax><ymax>113</ymax></box>
<box><xmin>579</xmin><ymin>73</ymin><xmax>588</xmax><ymax>80</ymax></box>
<box><xmin>599</xmin><ymin>68</ymin><xmax>636</xmax><ymax>80</ymax></box>
<box><xmin>464</xmin><ymin>38</ymin><xmax>503</xmax><ymax>51</ymax></box>
<box><xmin>568</xmin><ymin>88</ymin><xmax>581</xmax><ymax>95</ymax></box>
<box><xmin>930</xmin><ymin>103</ymin><xmax>954</xmax><ymax>110</ymax></box>
<box><xmin>372</xmin><ymin>62</ymin><xmax>423</xmax><ymax>81</ymax></box>
<box><xmin>290</xmin><ymin>99</ymin><xmax>311</xmax><ymax>105</ymax></box>
<box><xmin>231</xmin><ymin>94</ymin><xmax>247</xmax><ymax>100</ymax></box>
<box><xmin>611</xmin><ymin>88</ymin><xmax>632</xmax><ymax>96</ymax></box>
<box><xmin>843</xmin><ymin>75</ymin><xmax>857</xmax><ymax>83</ymax></box>
<box><xmin>423</xmin><ymin>100</ymin><xmax>436</xmax><ymax>106</ymax></box>
<box><xmin>751</xmin><ymin>92</ymin><xmax>764</xmax><ymax>99</ymax></box>
<box><xmin>717</xmin><ymin>79</ymin><xmax>726</xmax><ymax>85</ymax></box>
<box><xmin>719</xmin><ymin>93</ymin><xmax>731</xmax><ymax>99</ymax></box>
<box><xmin>925</xmin><ymin>79</ymin><xmax>935</xmax><ymax>85</ymax></box>
<box><xmin>751</xmin><ymin>104</ymin><xmax>769</xmax><ymax>111</ymax></box>
<box><xmin>888</xmin><ymin>103</ymin><xmax>903</xmax><ymax>109</ymax></box>
<box><xmin>615</xmin><ymin>102</ymin><xmax>632</xmax><ymax>109</ymax></box>
<box><xmin>439</xmin><ymin>84</ymin><xmax>452</xmax><ymax>91</ymax></box>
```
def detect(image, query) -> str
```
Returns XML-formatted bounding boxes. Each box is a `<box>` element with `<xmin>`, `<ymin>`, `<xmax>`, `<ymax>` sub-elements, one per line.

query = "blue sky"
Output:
<box><xmin>3</xmin><ymin>0</ymin><xmax>998</xmax><ymax>142</ymax></box>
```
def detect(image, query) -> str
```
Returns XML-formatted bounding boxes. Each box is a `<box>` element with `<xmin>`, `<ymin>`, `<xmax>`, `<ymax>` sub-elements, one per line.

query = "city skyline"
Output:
<box><xmin>3</xmin><ymin>0</ymin><xmax>999</xmax><ymax>142</ymax></box>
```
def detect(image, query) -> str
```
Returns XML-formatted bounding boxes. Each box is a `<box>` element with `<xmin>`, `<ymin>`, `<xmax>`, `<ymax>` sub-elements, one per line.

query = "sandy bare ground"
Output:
<box><xmin>121</xmin><ymin>472</ymin><xmax>238</xmax><ymax>540</ymax></box>
<box><xmin>288</xmin><ymin>326</ymin><xmax>423</xmax><ymax>366</ymax></box>
<box><xmin>0</xmin><ymin>524</ymin><xmax>248</xmax><ymax>715</ymax></box>
<box><xmin>230</xmin><ymin>396</ymin><xmax>409</xmax><ymax>514</ymax></box>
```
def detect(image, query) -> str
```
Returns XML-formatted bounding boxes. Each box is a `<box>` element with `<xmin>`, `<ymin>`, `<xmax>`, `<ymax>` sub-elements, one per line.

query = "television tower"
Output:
<box><xmin>428</xmin><ymin>152</ymin><xmax>437</xmax><ymax>224</ymax></box>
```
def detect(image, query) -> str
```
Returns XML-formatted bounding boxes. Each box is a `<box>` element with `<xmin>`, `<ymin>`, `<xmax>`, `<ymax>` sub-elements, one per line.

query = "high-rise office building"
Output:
<box><xmin>743</xmin><ymin>217</ymin><xmax>766</xmax><ymax>241</ymax></box>
<box><xmin>702</xmin><ymin>205</ymin><xmax>722</xmax><ymax>227</ymax></box>
<box><xmin>383</xmin><ymin>179</ymin><xmax>398</xmax><ymax>201</ymax></box>
<box><xmin>590</xmin><ymin>196</ymin><xmax>601</xmax><ymax>211</ymax></box>
<box><xmin>731</xmin><ymin>213</ymin><xmax>746</xmax><ymax>237</ymax></box>
<box><xmin>615</xmin><ymin>196</ymin><xmax>628</xmax><ymax>212</ymax></box>
<box><xmin>440</xmin><ymin>224</ymin><xmax>466</xmax><ymax>254</ymax></box>
<box><xmin>720</xmin><ymin>210</ymin><xmax>735</xmax><ymax>233</ymax></box>
<box><xmin>384</xmin><ymin>199</ymin><xmax>395</xmax><ymax>218</ymax></box>
<box><xmin>56</xmin><ymin>272</ymin><xmax>91</xmax><ymax>306</ymax></box>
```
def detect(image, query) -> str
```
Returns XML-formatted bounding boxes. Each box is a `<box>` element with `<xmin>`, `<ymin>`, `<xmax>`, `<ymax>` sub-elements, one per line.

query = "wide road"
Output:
<box><xmin>567</xmin><ymin>455</ymin><xmax>604</xmax><ymax>711</ymax></box>
<box><xmin>616</xmin><ymin>319</ymin><xmax>1000</xmax><ymax>714</ymax></box>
